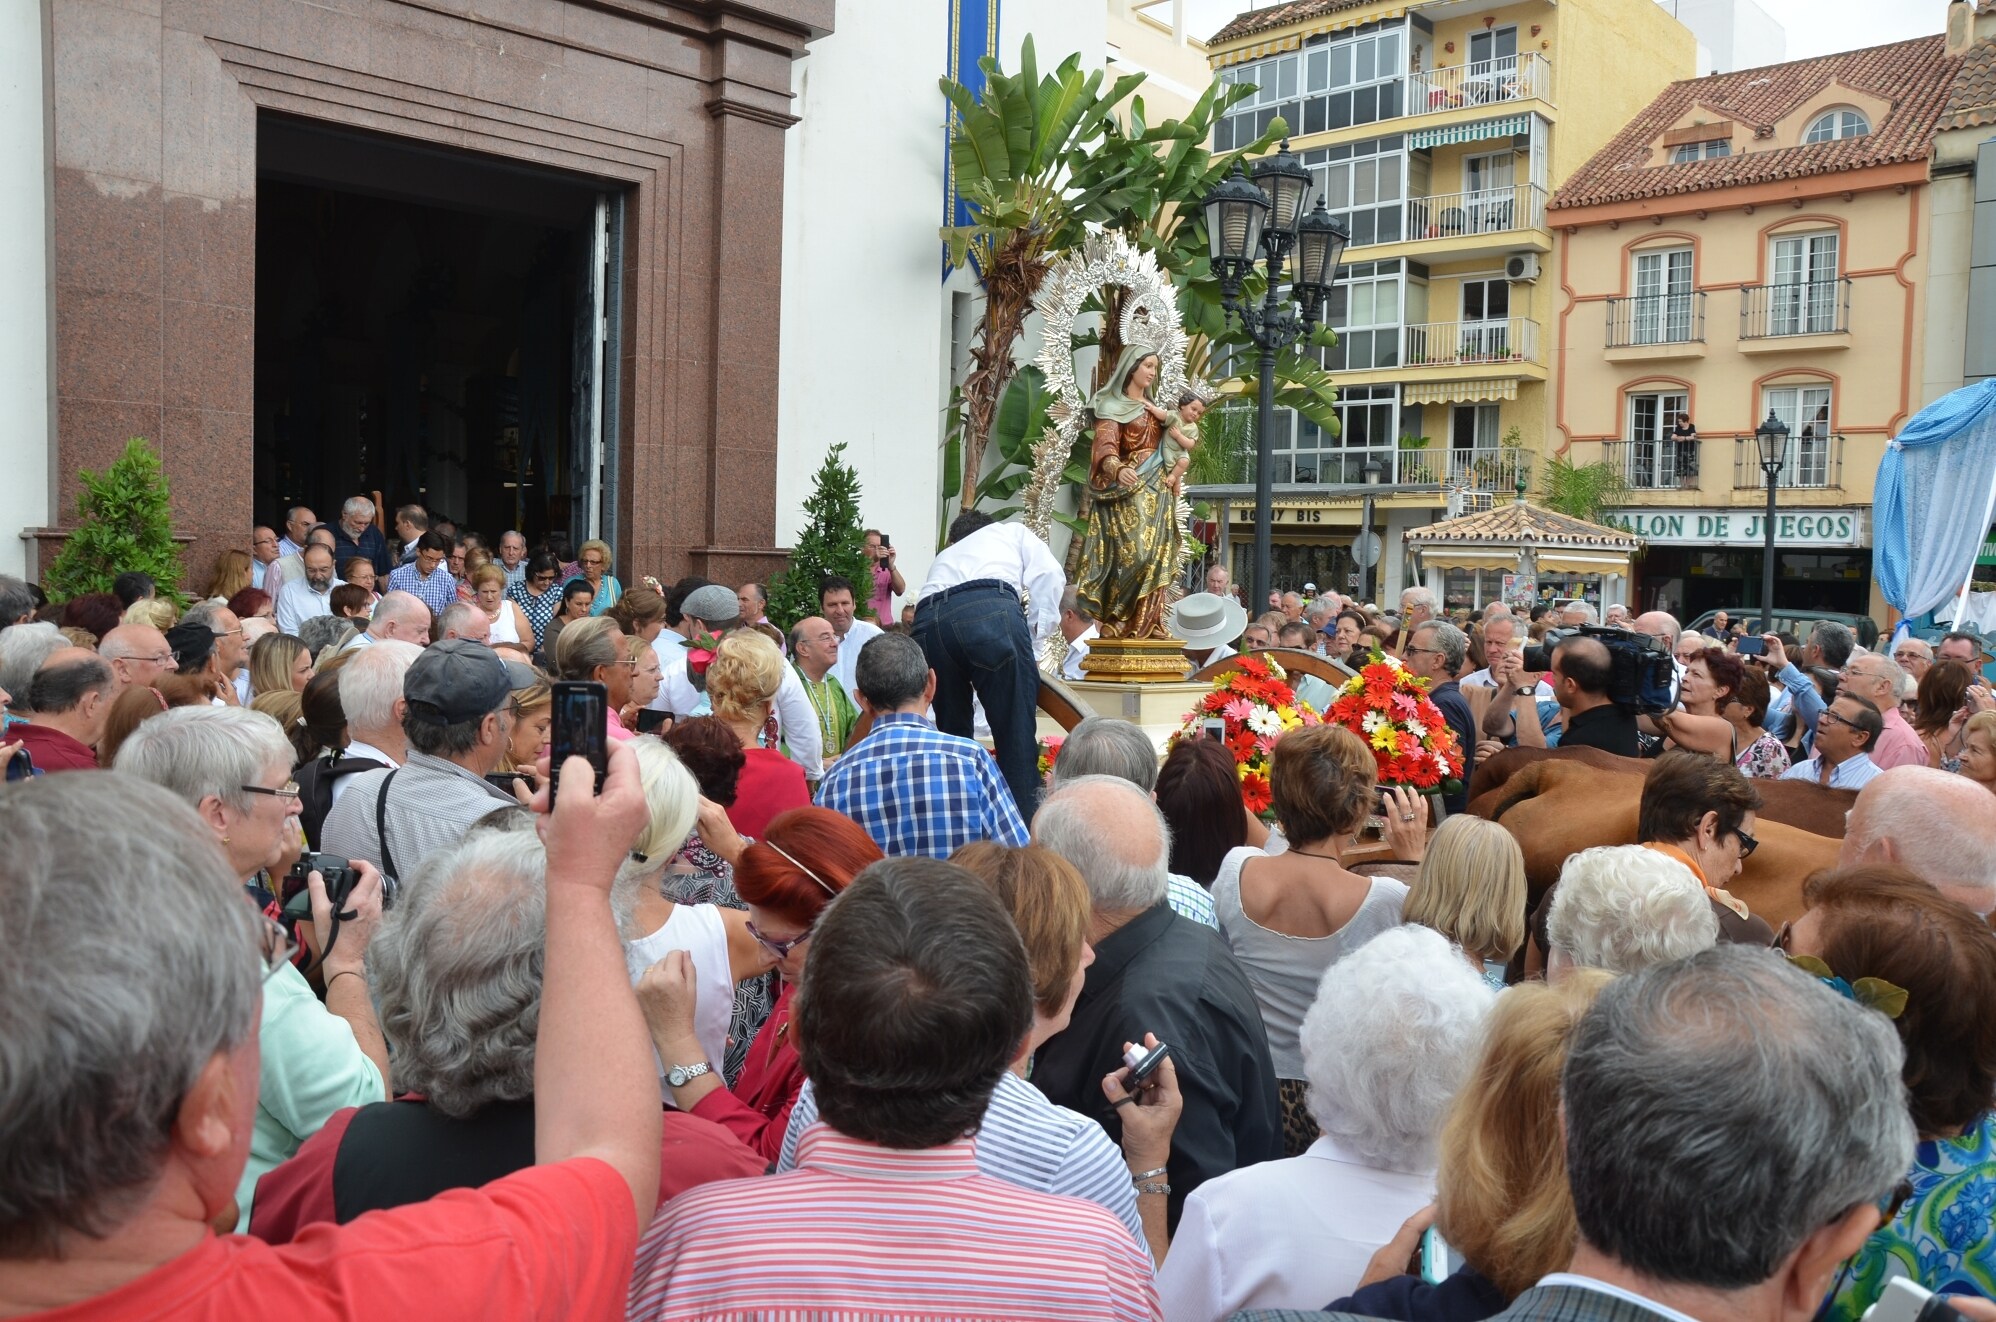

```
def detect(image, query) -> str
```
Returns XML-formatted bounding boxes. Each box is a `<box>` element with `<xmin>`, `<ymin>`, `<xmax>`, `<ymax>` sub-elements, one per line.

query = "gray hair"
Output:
<box><xmin>1400</xmin><ymin>586</ymin><xmax>1436</xmax><ymax>612</ymax></box>
<box><xmin>1564</xmin><ymin>944</ymin><xmax>1915</xmax><ymax>1287</ymax></box>
<box><xmin>0</xmin><ymin>773</ymin><xmax>260</xmax><ymax>1254</ymax></box>
<box><xmin>1811</xmin><ymin>620</ymin><xmax>1855</xmax><ymax>668</ymax></box>
<box><xmin>1051</xmin><ymin>717</ymin><xmax>1160</xmax><ymax>792</ymax></box>
<box><xmin>1480</xmin><ymin>601</ymin><xmax>1513</xmax><ymax>620</ymax></box>
<box><xmin>338</xmin><ymin>639</ymin><xmax>421</xmax><ymax>731</ymax></box>
<box><xmin>1412</xmin><ymin>619</ymin><xmax>1468</xmax><ymax>672</ymax></box>
<box><xmin>0</xmin><ymin>622</ymin><xmax>64</xmax><ymax>712</ymax></box>
<box><xmin>369</xmin><ymin>591</ymin><xmax>429</xmax><ymax>637</ymax></box>
<box><xmin>854</xmin><ymin>630</ymin><xmax>929</xmax><ymax>709</ymax></box>
<box><xmin>1565</xmin><ymin>600</ymin><xmax>1601</xmax><ymax>624</ymax></box>
<box><xmin>368</xmin><ymin>826</ymin><xmax>548</xmax><ymax>1118</ymax></box>
<box><xmin>554</xmin><ymin>615</ymin><xmax>624</xmax><ymax>680</ymax></box>
<box><xmin>1059</xmin><ymin>585</ymin><xmax>1093</xmax><ymax>623</ymax></box>
<box><xmin>435</xmin><ymin>602</ymin><xmax>482</xmax><ymax>641</ymax></box>
<box><xmin>1032</xmin><ymin>774</ymin><xmax>1171</xmax><ymax>910</ymax></box>
<box><xmin>629</xmin><ymin>738</ymin><xmax>700</xmax><ymax>865</ymax></box>
<box><xmin>180</xmin><ymin>600</ymin><xmax>226</xmax><ymax>633</ymax></box>
<box><xmin>1843</xmin><ymin>767</ymin><xmax>1996</xmax><ymax>912</ymax></box>
<box><xmin>1301</xmin><ymin>924</ymin><xmax>1493</xmax><ymax>1172</ymax></box>
<box><xmin>1305</xmin><ymin>598</ymin><xmax>1336</xmax><ymax>625</ymax></box>
<box><xmin>0</xmin><ymin>574</ymin><xmax>33</xmax><ymax>626</ymax></box>
<box><xmin>341</xmin><ymin>495</ymin><xmax>375</xmax><ymax>521</ymax></box>
<box><xmin>297</xmin><ymin>615</ymin><xmax>353</xmax><ymax>658</ymax></box>
<box><xmin>1546</xmin><ymin>845</ymin><xmax>1718</xmax><ymax>975</ymax></box>
<box><xmin>113</xmin><ymin>705</ymin><xmax>294</xmax><ymax>817</ymax></box>
<box><xmin>27</xmin><ymin>652</ymin><xmax>114</xmax><ymax>714</ymax></box>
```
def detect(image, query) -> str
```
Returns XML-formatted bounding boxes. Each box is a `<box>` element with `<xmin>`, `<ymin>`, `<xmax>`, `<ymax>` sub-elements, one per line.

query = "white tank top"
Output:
<box><xmin>622</xmin><ymin>902</ymin><xmax>733</xmax><ymax>1098</ymax></box>
<box><xmin>485</xmin><ymin>602</ymin><xmax>521</xmax><ymax>645</ymax></box>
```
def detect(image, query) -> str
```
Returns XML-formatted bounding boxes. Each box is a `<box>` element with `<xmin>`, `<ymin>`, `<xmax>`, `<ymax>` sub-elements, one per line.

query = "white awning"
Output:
<box><xmin>1402</xmin><ymin>378</ymin><xmax>1520</xmax><ymax>406</ymax></box>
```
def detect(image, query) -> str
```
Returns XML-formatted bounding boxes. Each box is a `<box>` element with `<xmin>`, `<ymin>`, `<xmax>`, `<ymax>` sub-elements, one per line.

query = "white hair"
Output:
<box><xmin>1547</xmin><ymin>845</ymin><xmax>1718</xmax><ymax>975</ymax></box>
<box><xmin>1401</xmin><ymin>586</ymin><xmax>1437</xmax><ymax>612</ymax></box>
<box><xmin>1033</xmin><ymin>774</ymin><xmax>1171</xmax><ymax>910</ymax></box>
<box><xmin>1300</xmin><ymin>925</ymin><xmax>1494</xmax><ymax>1172</ymax></box>
<box><xmin>0</xmin><ymin>622</ymin><xmax>64</xmax><ymax>711</ymax></box>
<box><xmin>629</xmin><ymin>738</ymin><xmax>700</xmax><ymax>865</ymax></box>
<box><xmin>1564</xmin><ymin>601</ymin><xmax>1600</xmax><ymax>624</ymax></box>
<box><xmin>1480</xmin><ymin>601</ymin><xmax>1513</xmax><ymax>620</ymax></box>
<box><xmin>113</xmin><ymin>705</ymin><xmax>294</xmax><ymax>816</ymax></box>
<box><xmin>338</xmin><ymin>639</ymin><xmax>422</xmax><ymax>732</ymax></box>
<box><xmin>342</xmin><ymin>495</ymin><xmax>375</xmax><ymax>521</ymax></box>
<box><xmin>1843</xmin><ymin>767</ymin><xmax>1996</xmax><ymax>914</ymax></box>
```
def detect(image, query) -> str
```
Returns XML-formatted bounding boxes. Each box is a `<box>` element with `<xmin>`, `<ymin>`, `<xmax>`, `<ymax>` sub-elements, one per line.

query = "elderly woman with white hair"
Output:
<box><xmin>1544</xmin><ymin>844</ymin><xmax>1719</xmax><ymax>979</ymax></box>
<box><xmin>248</xmin><ymin>812</ymin><xmax>764</xmax><ymax>1242</ymax></box>
<box><xmin>1156</xmin><ymin>924</ymin><xmax>1494</xmax><ymax>1320</ymax></box>
<box><xmin>114</xmin><ymin>704</ymin><xmax>390</xmax><ymax>1230</ymax></box>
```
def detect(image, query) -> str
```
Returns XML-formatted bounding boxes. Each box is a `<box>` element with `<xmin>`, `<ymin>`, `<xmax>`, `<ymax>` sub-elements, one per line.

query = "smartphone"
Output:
<box><xmin>635</xmin><ymin>707</ymin><xmax>673</xmax><ymax>736</ymax></box>
<box><xmin>548</xmin><ymin>680</ymin><xmax>609</xmax><ymax>796</ymax></box>
<box><xmin>880</xmin><ymin>533</ymin><xmax>891</xmax><ymax>549</ymax></box>
<box><xmin>1869</xmin><ymin>1278</ymin><xmax>1970</xmax><ymax>1322</ymax></box>
<box><xmin>1122</xmin><ymin>1039</ymin><xmax>1172</xmax><ymax>1087</ymax></box>
<box><xmin>1737</xmin><ymin>635</ymin><xmax>1766</xmax><ymax>656</ymax></box>
<box><xmin>1420</xmin><ymin>1226</ymin><xmax>1456</xmax><ymax>1285</ymax></box>
<box><xmin>1201</xmin><ymin>717</ymin><xmax>1227</xmax><ymax>742</ymax></box>
<box><xmin>4</xmin><ymin>746</ymin><xmax>33</xmax><ymax>782</ymax></box>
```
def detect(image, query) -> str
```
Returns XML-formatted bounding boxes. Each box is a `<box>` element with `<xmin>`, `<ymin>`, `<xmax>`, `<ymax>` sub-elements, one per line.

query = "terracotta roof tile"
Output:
<box><xmin>1208</xmin><ymin>0</ymin><xmax>1372</xmax><ymax>46</ymax></box>
<box><xmin>1551</xmin><ymin>35</ymin><xmax>1957</xmax><ymax>211</ymax></box>
<box><xmin>1403</xmin><ymin>502</ymin><xmax>1641</xmax><ymax>549</ymax></box>
<box><xmin>1939</xmin><ymin>40</ymin><xmax>1996</xmax><ymax>130</ymax></box>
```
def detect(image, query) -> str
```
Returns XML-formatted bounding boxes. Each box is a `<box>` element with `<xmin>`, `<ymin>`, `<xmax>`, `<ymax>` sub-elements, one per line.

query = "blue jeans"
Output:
<box><xmin>914</xmin><ymin>582</ymin><xmax>1042</xmax><ymax>822</ymax></box>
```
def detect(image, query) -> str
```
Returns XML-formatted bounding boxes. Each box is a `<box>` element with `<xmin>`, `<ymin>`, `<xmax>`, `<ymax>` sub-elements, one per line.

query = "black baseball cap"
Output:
<box><xmin>403</xmin><ymin>639</ymin><xmax>539</xmax><ymax>724</ymax></box>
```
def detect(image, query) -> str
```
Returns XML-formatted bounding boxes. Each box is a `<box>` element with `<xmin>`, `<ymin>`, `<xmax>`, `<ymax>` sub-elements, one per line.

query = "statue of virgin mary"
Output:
<box><xmin>1073</xmin><ymin>343</ymin><xmax>1181</xmax><ymax>640</ymax></box>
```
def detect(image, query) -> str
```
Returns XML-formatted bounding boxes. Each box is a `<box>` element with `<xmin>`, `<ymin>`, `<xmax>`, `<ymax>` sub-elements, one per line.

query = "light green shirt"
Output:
<box><xmin>794</xmin><ymin>663</ymin><xmax>860</xmax><ymax>761</ymax></box>
<box><xmin>236</xmin><ymin>960</ymin><xmax>384</xmax><ymax>1230</ymax></box>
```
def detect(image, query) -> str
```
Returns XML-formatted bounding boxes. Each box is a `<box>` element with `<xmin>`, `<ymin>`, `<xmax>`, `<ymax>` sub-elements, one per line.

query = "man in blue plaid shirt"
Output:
<box><xmin>386</xmin><ymin>531</ymin><xmax>460</xmax><ymax>619</ymax></box>
<box><xmin>815</xmin><ymin>631</ymin><xmax>1028</xmax><ymax>859</ymax></box>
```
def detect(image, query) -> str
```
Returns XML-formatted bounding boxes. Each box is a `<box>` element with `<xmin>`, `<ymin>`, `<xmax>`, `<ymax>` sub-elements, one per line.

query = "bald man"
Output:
<box><xmin>98</xmin><ymin>624</ymin><xmax>174</xmax><ymax>694</ymax></box>
<box><xmin>343</xmin><ymin>591</ymin><xmax>433</xmax><ymax>652</ymax></box>
<box><xmin>1840</xmin><ymin>765</ymin><xmax>1996</xmax><ymax>916</ymax></box>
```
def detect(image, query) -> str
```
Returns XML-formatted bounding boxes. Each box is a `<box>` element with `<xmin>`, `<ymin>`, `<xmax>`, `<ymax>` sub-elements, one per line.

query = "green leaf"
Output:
<box><xmin>992</xmin><ymin>365</ymin><xmax>1052</xmax><ymax>464</ymax></box>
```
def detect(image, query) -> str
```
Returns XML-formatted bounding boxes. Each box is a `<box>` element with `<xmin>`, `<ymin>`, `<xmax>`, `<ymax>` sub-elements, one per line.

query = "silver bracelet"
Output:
<box><xmin>1129</xmin><ymin>1165</ymin><xmax>1169</xmax><ymax>1182</ymax></box>
<box><xmin>1136</xmin><ymin>1180</ymin><xmax>1171</xmax><ymax>1196</ymax></box>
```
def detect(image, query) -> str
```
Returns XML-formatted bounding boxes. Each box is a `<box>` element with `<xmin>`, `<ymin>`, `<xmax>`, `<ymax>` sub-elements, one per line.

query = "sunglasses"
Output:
<box><xmin>1732</xmin><ymin>828</ymin><xmax>1758</xmax><ymax>860</ymax></box>
<box><xmin>746</xmin><ymin>919</ymin><xmax>812</xmax><ymax>959</ymax></box>
<box><xmin>259</xmin><ymin>914</ymin><xmax>298</xmax><ymax>981</ymax></box>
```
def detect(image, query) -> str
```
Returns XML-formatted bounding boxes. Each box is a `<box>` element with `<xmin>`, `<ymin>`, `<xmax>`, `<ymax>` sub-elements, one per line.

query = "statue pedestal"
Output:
<box><xmin>1079</xmin><ymin>636</ymin><xmax>1190</xmax><ymax>684</ymax></box>
<box><xmin>1042</xmin><ymin>676</ymin><xmax>1210</xmax><ymax>751</ymax></box>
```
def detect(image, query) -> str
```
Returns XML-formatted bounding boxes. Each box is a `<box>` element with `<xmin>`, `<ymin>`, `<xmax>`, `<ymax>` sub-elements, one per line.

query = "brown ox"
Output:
<box><xmin>1467</xmin><ymin>749</ymin><xmax>1847</xmax><ymax>928</ymax></box>
<box><xmin>1469</xmin><ymin>746</ymin><xmax>1856</xmax><ymax>839</ymax></box>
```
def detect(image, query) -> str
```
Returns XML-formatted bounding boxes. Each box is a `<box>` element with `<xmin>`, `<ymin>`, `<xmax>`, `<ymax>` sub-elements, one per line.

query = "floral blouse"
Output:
<box><xmin>1735</xmin><ymin>731</ymin><xmax>1791</xmax><ymax>779</ymax></box>
<box><xmin>1823</xmin><ymin>1111</ymin><xmax>1996</xmax><ymax>1322</ymax></box>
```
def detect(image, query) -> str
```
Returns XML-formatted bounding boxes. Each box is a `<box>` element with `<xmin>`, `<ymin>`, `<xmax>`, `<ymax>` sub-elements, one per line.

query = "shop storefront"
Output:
<box><xmin>1406</xmin><ymin>502</ymin><xmax>1639</xmax><ymax>614</ymax></box>
<box><xmin>1602</xmin><ymin>507</ymin><xmax>1873</xmax><ymax>620</ymax></box>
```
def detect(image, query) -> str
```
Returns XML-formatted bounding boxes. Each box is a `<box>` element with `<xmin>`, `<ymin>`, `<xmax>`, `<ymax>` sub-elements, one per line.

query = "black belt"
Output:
<box><xmin>923</xmin><ymin>579</ymin><xmax>1019</xmax><ymax>605</ymax></box>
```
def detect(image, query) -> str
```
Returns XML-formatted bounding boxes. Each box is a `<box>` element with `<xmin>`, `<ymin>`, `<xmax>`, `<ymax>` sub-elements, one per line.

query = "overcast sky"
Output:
<box><xmin>1177</xmin><ymin>0</ymin><xmax>1947</xmax><ymax>62</ymax></box>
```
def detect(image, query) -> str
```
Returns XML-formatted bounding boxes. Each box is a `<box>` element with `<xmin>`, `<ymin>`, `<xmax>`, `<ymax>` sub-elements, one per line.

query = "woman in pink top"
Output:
<box><xmin>864</xmin><ymin>529</ymin><xmax>903</xmax><ymax>624</ymax></box>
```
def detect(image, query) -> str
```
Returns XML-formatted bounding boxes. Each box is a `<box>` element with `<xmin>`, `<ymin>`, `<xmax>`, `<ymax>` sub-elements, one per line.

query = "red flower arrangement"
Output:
<box><xmin>1036</xmin><ymin>734</ymin><xmax>1064</xmax><ymax>785</ymax></box>
<box><xmin>1324</xmin><ymin>652</ymin><xmax>1464</xmax><ymax>792</ymax></box>
<box><xmin>1171</xmin><ymin>655</ymin><xmax>1322</xmax><ymax>820</ymax></box>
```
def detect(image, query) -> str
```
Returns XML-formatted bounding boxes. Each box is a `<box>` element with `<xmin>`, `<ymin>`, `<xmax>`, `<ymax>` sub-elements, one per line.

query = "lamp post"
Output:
<box><xmin>1754</xmin><ymin>410</ymin><xmax>1790</xmax><ymax>633</ymax></box>
<box><xmin>1359</xmin><ymin>456</ymin><xmax>1385</xmax><ymax>604</ymax></box>
<box><xmin>1201</xmin><ymin>145</ymin><xmax>1350</xmax><ymax>612</ymax></box>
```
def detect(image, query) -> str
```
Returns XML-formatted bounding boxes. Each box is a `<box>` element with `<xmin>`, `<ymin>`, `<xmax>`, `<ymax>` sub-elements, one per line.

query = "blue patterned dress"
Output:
<box><xmin>1823</xmin><ymin>1111</ymin><xmax>1996</xmax><ymax>1322</ymax></box>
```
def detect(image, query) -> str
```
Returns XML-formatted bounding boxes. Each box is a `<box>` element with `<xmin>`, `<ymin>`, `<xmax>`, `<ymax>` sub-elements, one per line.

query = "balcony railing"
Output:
<box><xmin>1208</xmin><ymin>441</ymin><xmax>1531</xmax><ymax>491</ymax></box>
<box><xmin>1602</xmin><ymin>439</ymin><xmax>1699</xmax><ymax>491</ymax></box>
<box><xmin>1405</xmin><ymin>183</ymin><xmax>1548</xmax><ymax>242</ymax></box>
<box><xmin>1606</xmin><ymin>292</ymin><xmax>1707</xmax><ymax>348</ymax></box>
<box><xmin>1740</xmin><ymin>279</ymin><xmax>1851</xmax><ymax>339</ymax></box>
<box><xmin>1407</xmin><ymin>53</ymin><xmax>1553</xmax><ymax>113</ymax></box>
<box><xmin>1732</xmin><ymin>435</ymin><xmax>1844</xmax><ymax>490</ymax></box>
<box><xmin>1403</xmin><ymin>317</ymin><xmax>1540</xmax><ymax>369</ymax></box>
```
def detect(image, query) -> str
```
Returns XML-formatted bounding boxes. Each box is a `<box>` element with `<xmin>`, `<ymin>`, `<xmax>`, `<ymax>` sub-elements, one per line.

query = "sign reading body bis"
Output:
<box><xmin>1603</xmin><ymin>508</ymin><xmax>1866</xmax><ymax>548</ymax></box>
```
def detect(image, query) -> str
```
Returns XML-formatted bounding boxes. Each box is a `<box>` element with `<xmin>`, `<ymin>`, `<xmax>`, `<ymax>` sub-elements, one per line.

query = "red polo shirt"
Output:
<box><xmin>12</xmin><ymin>721</ymin><xmax>98</xmax><ymax>772</ymax></box>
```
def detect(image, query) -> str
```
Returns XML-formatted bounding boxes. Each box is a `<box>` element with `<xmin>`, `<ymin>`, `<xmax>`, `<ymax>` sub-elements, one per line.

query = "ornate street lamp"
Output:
<box><xmin>1200</xmin><ymin>143</ymin><xmax>1352</xmax><ymax>612</ymax></box>
<box><xmin>1359</xmin><ymin>456</ymin><xmax>1385</xmax><ymax>604</ymax></box>
<box><xmin>1754</xmin><ymin>410</ymin><xmax>1790</xmax><ymax>632</ymax></box>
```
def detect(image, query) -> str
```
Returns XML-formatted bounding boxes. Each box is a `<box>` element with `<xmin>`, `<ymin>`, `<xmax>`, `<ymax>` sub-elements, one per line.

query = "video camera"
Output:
<box><xmin>1523</xmin><ymin>625</ymin><xmax>1676</xmax><ymax>717</ymax></box>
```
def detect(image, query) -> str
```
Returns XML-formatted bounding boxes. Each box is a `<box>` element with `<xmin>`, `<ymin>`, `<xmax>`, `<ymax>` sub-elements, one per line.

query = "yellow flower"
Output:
<box><xmin>1371</xmin><ymin>727</ymin><xmax>1399</xmax><ymax>753</ymax></box>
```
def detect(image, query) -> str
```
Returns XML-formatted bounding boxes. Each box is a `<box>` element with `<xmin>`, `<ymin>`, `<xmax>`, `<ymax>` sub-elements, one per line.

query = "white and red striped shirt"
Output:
<box><xmin>627</xmin><ymin>1124</ymin><xmax>1160</xmax><ymax>1321</ymax></box>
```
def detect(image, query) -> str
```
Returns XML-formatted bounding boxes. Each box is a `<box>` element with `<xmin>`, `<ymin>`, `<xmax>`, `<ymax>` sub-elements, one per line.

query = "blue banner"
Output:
<box><xmin>944</xmin><ymin>0</ymin><xmax>1000</xmax><ymax>279</ymax></box>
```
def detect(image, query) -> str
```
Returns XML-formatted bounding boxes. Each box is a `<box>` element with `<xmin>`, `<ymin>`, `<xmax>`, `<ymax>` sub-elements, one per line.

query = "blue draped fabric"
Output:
<box><xmin>1875</xmin><ymin>377</ymin><xmax>1996</xmax><ymax>619</ymax></box>
<box><xmin>943</xmin><ymin>0</ymin><xmax>1000</xmax><ymax>280</ymax></box>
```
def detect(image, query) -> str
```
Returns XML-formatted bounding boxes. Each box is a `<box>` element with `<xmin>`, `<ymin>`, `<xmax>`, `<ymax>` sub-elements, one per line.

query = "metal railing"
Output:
<box><xmin>1219</xmin><ymin>443</ymin><xmax>1531</xmax><ymax>490</ymax></box>
<box><xmin>1603</xmin><ymin>439</ymin><xmax>1699</xmax><ymax>491</ymax></box>
<box><xmin>1739</xmin><ymin>278</ymin><xmax>1851</xmax><ymax>338</ymax></box>
<box><xmin>1407</xmin><ymin>53</ymin><xmax>1553</xmax><ymax>112</ymax></box>
<box><xmin>1405</xmin><ymin>183</ymin><xmax>1547</xmax><ymax>241</ymax></box>
<box><xmin>1403</xmin><ymin>316</ymin><xmax>1541</xmax><ymax>368</ymax></box>
<box><xmin>1732</xmin><ymin>435</ymin><xmax>1843</xmax><ymax>490</ymax></box>
<box><xmin>1606</xmin><ymin>292</ymin><xmax>1707</xmax><ymax>348</ymax></box>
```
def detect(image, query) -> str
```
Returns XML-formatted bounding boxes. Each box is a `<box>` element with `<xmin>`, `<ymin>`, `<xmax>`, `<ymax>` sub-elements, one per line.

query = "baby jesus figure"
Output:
<box><xmin>1141</xmin><ymin>390</ymin><xmax>1210</xmax><ymax>494</ymax></box>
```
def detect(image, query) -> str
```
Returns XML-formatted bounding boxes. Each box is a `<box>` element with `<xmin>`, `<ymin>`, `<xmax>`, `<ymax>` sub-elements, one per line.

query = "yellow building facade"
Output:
<box><xmin>1197</xmin><ymin>0</ymin><xmax>1695</xmax><ymax>605</ymax></box>
<box><xmin>1548</xmin><ymin>32</ymin><xmax>1971</xmax><ymax>626</ymax></box>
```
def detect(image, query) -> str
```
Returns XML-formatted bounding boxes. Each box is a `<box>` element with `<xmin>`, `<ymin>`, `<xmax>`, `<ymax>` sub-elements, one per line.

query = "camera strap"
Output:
<box><xmin>374</xmin><ymin>769</ymin><xmax>401</xmax><ymax>883</ymax></box>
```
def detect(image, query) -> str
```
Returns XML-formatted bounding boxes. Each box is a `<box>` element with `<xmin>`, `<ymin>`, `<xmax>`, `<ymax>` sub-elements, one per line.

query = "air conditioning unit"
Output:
<box><xmin>1506</xmin><ymin>252</ymin><xmax>1541</xmax><ymax>283</ymax></box>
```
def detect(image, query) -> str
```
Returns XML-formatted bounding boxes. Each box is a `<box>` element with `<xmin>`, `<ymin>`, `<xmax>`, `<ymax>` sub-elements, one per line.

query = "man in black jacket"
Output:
<box><xmin>1029</xmin><ymin>774</ymin><xmax>1281</xmax><ymax>1229</ymax></box>
<box><xmin>1550</xmin><ymin>634</ymin><xmax>1640</xmax><ymax>757</ymax></box>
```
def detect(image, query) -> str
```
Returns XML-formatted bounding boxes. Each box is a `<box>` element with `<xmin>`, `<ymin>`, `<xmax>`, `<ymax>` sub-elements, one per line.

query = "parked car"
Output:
<box><xmin>1683</xmin><ymin>608</ymin><xmax>1879</xmax><ymax>651</ymax></box>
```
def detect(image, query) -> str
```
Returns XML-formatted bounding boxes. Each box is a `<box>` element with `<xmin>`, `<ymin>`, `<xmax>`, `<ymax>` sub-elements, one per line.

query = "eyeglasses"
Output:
<box><xmin>1876</xmin><ymin>1177</ymin><xmax>1915</xmax><ymax>1223</ymax></box>
<box><xmin>1403</xmin><ymin>645</ymin><xmax>1441</xmax><ymax>658</ymax></box>
<box><xmin>582</xmin><ymin>557</ymin><xmax>606</xmax><ymax>567</ymax></box>
<box><xmin>746</xmin><ymin>919</ymin><xmax>812</xmax><ymax>959</ymax></box>
<box><xmin>1732</xmin><ymin>828</ymin><xmax>1759</xmax><ymax>860</ymax></box>
<box><xmin>1816</xmin><ymin>708</ymin><xmax>1855</xmax><ymax>731</ymax></box>
<box><xmin>259</xmin><ymin>914</ymin><xmax>297</xmax><ymax>981</ymax></box>
<box><xmin>530</xmin><ymin>574</ymin><xmax>558</xmax><ymax>587</ymax></box>
<box><xmin>240</xmin><ymin>780</ymin><xmax>301</xmax><ymax>802</ymax></box>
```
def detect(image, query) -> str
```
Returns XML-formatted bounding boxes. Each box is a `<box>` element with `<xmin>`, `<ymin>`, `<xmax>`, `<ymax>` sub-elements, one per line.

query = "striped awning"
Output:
<box><xmin>1538</xmin><ymin>551</ymin><xmax>1635</xmax><ymax>575</ymax></box>
<box><xmin>1402</xmin><ymin>378</ymin><xmax>1520</xmax><ymax>406</ymax></box>
<box><xmin>1417</xmin><ymin>548</ymin><xmax>1519</xmax><ymax>571</ymax></box>
<box><xmin>1408</xmin><ymin>113</ymin><xmax>1532</xmax><ymax>150</ymax></box>
<box><xmin>1212</xmin><ymin>8</ymin><xmax>1407</xmax><ymax>67</ymax></box>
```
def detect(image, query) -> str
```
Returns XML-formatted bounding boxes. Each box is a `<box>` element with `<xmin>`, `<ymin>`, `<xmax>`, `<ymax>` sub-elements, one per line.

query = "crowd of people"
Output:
<box><xmin>3</xmin><ymin>505</ymin><xmax>1996</xmax><ymax>1322</ymax></box>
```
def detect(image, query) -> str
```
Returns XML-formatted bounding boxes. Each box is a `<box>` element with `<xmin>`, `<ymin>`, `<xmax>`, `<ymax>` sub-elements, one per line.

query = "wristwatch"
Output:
<box><xmin>666</xmin><ymin>1061</ymin><xmax>713</xmax><ymax>1088</ymax></box>
<box><xmin>1514</xmin><ymin>686</ymin><xmax>1538</xmax><ymax>697</ymax></box>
